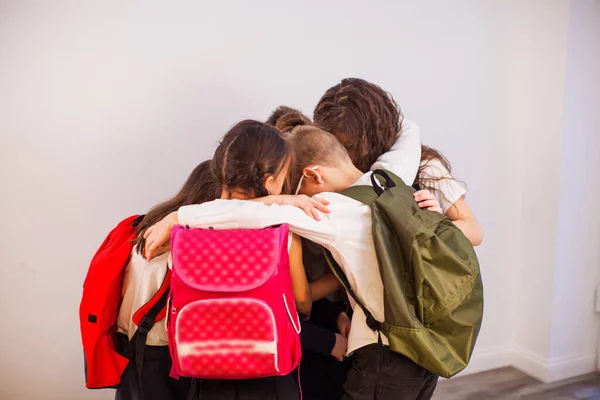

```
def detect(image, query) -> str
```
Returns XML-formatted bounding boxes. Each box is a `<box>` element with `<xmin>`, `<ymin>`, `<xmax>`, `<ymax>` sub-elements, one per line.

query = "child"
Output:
<box><xmin>314</xmin><ymin>78</ymin><xmax>483</xmax><ymax>246</ymax></box>
<box><xmin>267</xmin><ymin>106</ymin><xmax>353</xmax><ymax>400</ymax></box>
<box><xmin>145</xmin><ymin>125</ymin><xmax>443</xmax><ymax>400</ymax></box>
<box><xmin>265</xmin><ymin>105</ymin><xmax>313</xmax><ymax>136</ymax></box>
<box><xmin>146</xmin><ymin>120</ymin><xmax>328</xmax><ymax>400</ymax></box>
<box><xmin>115</xmin><ymin>160</ymin><xmax>219</xmax><ymax>400</ymax></box>
<box><xmin>310</xmin><ymin>77</ymin><xmax>483</xmax><ymax>399</ymax></box>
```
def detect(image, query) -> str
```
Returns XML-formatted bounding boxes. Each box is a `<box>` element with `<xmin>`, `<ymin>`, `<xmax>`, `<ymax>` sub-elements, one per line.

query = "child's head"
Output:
<box><xmin>134</xmin><ymin>160</ymin><xmax>219</xmax><ymax>253</ymax></box>
<box><xmin>287</xmin><ymin>125</ymin><xmax>355</xmax><ymax>197</ymax></box>
<box><xmin>266</xmin><ymin>106</ymin><xmax>313</xmax><ymax>136</ymax></box>
<box><xmin>313</xmin><ymin>78</ymin><xmax>402</xmax><ymax>173</ymax></box>
<box><xmin>212</xmin><ymin>120</ymin><xmax>292</xmax><ymax>199</ymax></box>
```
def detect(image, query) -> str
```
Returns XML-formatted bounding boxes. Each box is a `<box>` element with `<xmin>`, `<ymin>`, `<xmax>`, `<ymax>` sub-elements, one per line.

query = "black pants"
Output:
<box><xmin>115</xmin><ymin>333</ymin><xmax>191</xmax><ymax>400</ymax></box>
<box><xmin>300</xmin><ymin>350</ymin><xmax>351</xmax><ymax>400</ymax></box>
<box><xmin>191</xmin><ymin>373</ymin><xmax>300</xmax><ymax>400</ymax></box>
<box><xmin>342</xmin><ymin>345</ymin><xmax>438</xmax><ymax>400</ymax></box>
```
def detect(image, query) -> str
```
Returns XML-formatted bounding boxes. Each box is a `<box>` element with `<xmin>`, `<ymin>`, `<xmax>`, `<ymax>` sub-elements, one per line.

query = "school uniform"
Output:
<box><xmin>184</xmin><ymin>231</ymin><xmax>301</xmax><ymax>400</ymax></box>
<box><xmin>174</xmin><ymin>119</ymin><xmax>441</xmax><ymax>400</ymax></box>
<box><xmin>189</xmin><ymin>375</ymin><xmax>300</xmax><ymax>400</ymax></box>
<box><xmin>116</xmin><ymin>250</ymin><xmax>191</xmax><ymax>400</ymax></box>
<box><xmin>177</xmin><ymin>187</ymin><xmax>437</xmax><ymax>399</ymax></box>
<box><xmin>119</xmin><ymin>236</ymin><xmax>305</xmax><ymax>400</ymax></box>
<box><xmin>300</xmin><ymin>300</ymin><xmax>352</xmax><ymax>400</ymax></box>
<box><xmin>417</xmin><ymin>158</ymin><xmax>467</xmax><ymax>213</ymax></box>
<box><xmin>300</xmin><ymin>238</ymin><xmax>351</xmax><ymax>400</ymax></box>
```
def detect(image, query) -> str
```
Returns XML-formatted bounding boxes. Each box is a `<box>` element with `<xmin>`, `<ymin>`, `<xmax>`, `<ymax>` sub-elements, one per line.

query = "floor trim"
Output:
<box><xmin>511</xmin><ymin>345</ymin><xmax>598</xmax><ymax>382</ymax></box>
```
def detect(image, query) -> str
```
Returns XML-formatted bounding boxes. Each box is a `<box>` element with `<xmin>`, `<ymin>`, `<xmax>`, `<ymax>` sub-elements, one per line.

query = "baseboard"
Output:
<box><xmin>546</xmin><ymin>353</ymin><xmax>598</xmax><ymax>382</ymax></box>
<box><xmin>511</xmin><ymin>346</ymin><xmax>550</xmax><ymax>382</ymax></box>
<box><xmin>441</xmin><ymin>346</ymin><xmax>597</xmax><ymax>383</ymax></box>
<box><xmin>511</xmin><ymin>346</ymin><xmax>598</xmax><ymax>383</ymax></box>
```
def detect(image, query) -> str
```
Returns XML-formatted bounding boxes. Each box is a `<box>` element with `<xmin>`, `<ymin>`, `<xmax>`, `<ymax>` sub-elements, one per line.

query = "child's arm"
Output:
<box><xmin>371</xmin><ymin>119</ymin><xmax>422</xmax><ymax>185</ymax></box>
<box><xmin>143</xmin><ymin>195</ymin><xmax>337</xmax><ymax>261</ymax></box>
<box><xmin>310</xmin><ymin>273</ymin><xmax>342</xmax><ymax>301</ymax></box>
<box><xmin>252</xmin><ymin>194</ymin><xmax>330</xmax><ymax>221</ymax></box>
<box><xmin>288</xmin><ymin>234</ymin><xmax>312</xmax><ymax>317</ymax></box>
<box><xmin>418</xmin><ymin>160</ymin><xmax>483</xmax><ymax>246</ymax></box>
<box><xmin>445</xmin><ymin>199</ymin><xmax>483</xmax><ymax>246</ymax></box>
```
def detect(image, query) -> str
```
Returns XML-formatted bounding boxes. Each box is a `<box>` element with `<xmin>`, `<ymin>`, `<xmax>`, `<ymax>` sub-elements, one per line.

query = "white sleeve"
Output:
<box><xmin>371</xmin><ymin>118</ymin><xmax>422</xmax><ymax>185</ymax></box>
<box><xmin>177</xmin><ymin>199</ymin><xmax>339</xmax><ymax>249</ymax></box>
<box><xmin>420</xmin><ymin>160</ymin><xmax>467</xmax><ymax>214</ymax></box>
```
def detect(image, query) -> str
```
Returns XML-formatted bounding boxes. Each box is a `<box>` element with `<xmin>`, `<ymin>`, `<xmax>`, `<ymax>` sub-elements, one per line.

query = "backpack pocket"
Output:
<box><xmin>174</xmin><ymin>298</ymin><xmax>278</xmax><ymax>379</ymax></box>
<box><xmin>414</xmin><ymin>219</ymin><xmax>479</xmax><ymax>325</ymax></box>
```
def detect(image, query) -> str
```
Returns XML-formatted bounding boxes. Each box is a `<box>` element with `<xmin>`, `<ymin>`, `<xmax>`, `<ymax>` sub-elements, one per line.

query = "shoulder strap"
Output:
<box><xmin>323</xmin><ymin>249</ymin><xmax>384</xmax><ymax>400</ymax></box>
<box><xmin>338</xmin><ymin>185</ymin><xmax>378</xmax><ymax>206</ymax></box>
<box><xmin>119</xmin><ymin>273</ymin><xmax>170</xmax><ymax>400</ymax></box>
<box><xmin>322</xmin><ymin>249</ymin><xmax>381</xmax><ymax>332</ymax></box>
<box><xmin>373</xmin><ymin>169</ymin><xmax>407</xmax><ymax>188</ymax></box>
<box><xmin>117</xmin><ymin>214</ymin><xmax>166</xmax><ymax>400</ymax></box>
<box><xmin>338</xmin><ymin>169</ymin><xmax>410</xmax><ymax>205</ymax></box>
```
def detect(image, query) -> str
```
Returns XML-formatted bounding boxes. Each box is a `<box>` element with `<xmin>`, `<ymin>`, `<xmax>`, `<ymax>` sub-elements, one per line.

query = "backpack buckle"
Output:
<box><xmin>137</xmin><ymin>315</ymin><xmax>156</xmax><ymax>335</ymax></box>
<box><xmin>366</xmin><ymin>313</ymin><xmax>381</xmax><ymax>332</ymax></box>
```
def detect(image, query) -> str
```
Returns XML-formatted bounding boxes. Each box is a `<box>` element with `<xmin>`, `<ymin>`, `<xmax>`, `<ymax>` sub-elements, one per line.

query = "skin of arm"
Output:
<box><xmin>144</xmin><ymin>197</ymin><xmax>336</xmax><ymax>261</ymax></box>
<box><xmin>143</xmin><ymin>208</ymin><xmax>316</xmax><ymax>315</ymax></box>
<box><xmin>288</xmin><ymin>233</ymin><xmax>312</xmax><ymax>316</ymax></box>
<box><xmin>177</xmin><ymin>199</ymin><xmax>339</xmax><ymax>249</ymax></box>
<box><xmin>310</xmin><ymin>273</ymin><xmax>342</xmax><ymax>301</ymax></box>
<box><xmin>251</xmin><ymin>194</ymin><xmax>330</xmax><ymax>221</ymax></box>
<box><xmin>445</xmin><ymin>198</ymin><xmax>483</xmax><ymax>246</ymax></box>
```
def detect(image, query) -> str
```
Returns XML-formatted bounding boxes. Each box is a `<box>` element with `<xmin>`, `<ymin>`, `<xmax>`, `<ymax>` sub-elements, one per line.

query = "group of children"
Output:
<box><xmin>113</xmin><ymin>78</ymin><xmax>483</xmax><ymax>400</ymax></box>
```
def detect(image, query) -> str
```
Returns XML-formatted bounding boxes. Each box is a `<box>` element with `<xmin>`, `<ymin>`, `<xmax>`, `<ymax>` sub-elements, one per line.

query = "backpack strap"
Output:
<box><xmin>338</xmin><ymin>185</ymin><xmax>378</xmax><ymax>206</ymax></box>
<box><xmin>119</xmin><ymin>276</ymin><xmax>170</xmax><ymax>400</ymax></box>
<box><xmin>117</xmin><ymin>214</ymin><xmax>171</xmax><ymax>400</ymax></box>
<box><xmin>339</xmin><ymin>169</ymin><xmax>411</xmax><ymax>206</ymax></box>
<box><xmin>323</xmin><ymin>249</ymin><xmax>384</xmax><ymax>400</ymax></box>
<box><xmin>322</xmin><ymin>250</ymin><xmax>381</xmax><ymax>332</ymax></box>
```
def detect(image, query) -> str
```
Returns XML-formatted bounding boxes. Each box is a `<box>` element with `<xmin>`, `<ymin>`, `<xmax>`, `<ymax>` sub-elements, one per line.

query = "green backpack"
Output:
<box><xmin>324</xmin><ymin>169</ymin><xmax>483</xmax><ymax>379</ymax></box>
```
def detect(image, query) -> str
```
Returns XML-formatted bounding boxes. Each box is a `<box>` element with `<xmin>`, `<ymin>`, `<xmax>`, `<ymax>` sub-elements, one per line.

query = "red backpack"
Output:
<box><xmin>80</xmin><ymin>215</ymin><xmax>171</xmax><ymax>390</ymax></box>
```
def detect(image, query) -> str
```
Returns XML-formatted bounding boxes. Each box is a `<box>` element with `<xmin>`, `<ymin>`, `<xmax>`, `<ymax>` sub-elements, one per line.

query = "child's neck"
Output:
<box><xmin>221</xmin><ymin>189</ymin><xmax>251</xmax><ymax>200</ymax></box>
<box><xmin>335</xmin><ymin>164</ymin><xmax>364</xmax><ymax>191</ymax></box>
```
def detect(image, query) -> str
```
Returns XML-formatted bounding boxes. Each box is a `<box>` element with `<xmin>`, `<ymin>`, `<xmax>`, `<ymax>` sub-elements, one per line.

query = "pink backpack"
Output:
<box><xmin>168</xmin><ymin>224</ymin><xmax>302</xmax><ymax>380</ymax></box>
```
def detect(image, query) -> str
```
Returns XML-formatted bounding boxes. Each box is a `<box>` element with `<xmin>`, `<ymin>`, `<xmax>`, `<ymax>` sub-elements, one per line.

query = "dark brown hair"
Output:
<box><xmin>417</xmin><ymin>145</ymin><xmax>456</xmax><ymax>193</ymax></box>
<box><xmin>134</xmin><ymin>160</ymin><xmax>219</xmax><ymax>254</ymax></box>
<box><xmin>212</xmin><ymin>120</ymin><xmax>292</xmax><ymax>198</ymax></box>
<box><xmin>313</xmin><ymin>78</ymin><xmax>402</xmax><ymax>173</ymax></box>
<box><xmin>314</xmin><ymin>78</ymin><xmax>455</xmax><ymax>191</ymax></box>
<box><xmin>266</xmin><ymin>106</ymin><xmax>313</xmax><ymax>135</ymax></box>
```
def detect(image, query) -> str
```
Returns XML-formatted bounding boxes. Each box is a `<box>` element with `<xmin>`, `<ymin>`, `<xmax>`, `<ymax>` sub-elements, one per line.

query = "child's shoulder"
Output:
<box><xmin>419</xmin><ymin>157</ymin><xmax>453</xmax><ymax>177</ymax></box>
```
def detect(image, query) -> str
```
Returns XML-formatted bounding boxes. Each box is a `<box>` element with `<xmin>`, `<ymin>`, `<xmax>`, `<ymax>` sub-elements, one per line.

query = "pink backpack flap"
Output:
<box><xmin>168</xmin><ymin>224</ymin><xmax>302</xmax><ymax>380</ymax></box>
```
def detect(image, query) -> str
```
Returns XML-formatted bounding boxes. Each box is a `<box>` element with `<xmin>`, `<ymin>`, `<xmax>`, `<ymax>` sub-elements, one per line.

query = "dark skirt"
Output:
<box><xmin>115</xmin><ymin>333</ymin><xmax>191</xmax><ymax>400</ymax></box>
<box><xmin>191</xmin><ymin>373</ymin><xmax>300</xmax><ymax>400</ymax></box>
<box><xmin>115</xmin><ymin>334</ymin><xmax>299</xmax><ymax>400</ymax></box>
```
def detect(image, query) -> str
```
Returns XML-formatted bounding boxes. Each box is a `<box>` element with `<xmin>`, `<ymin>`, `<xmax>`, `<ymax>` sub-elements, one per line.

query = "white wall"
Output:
<box><xmin>0</xmin><ymin>1</ymin><xmax>597</xmax><ymax>399</ymax></box>
<box><xmin>510</xmin><ymin>0</ymin><xmax>571</xmax><ymax>376</ymax></box>
<box><xmin>548</xmin><ymin>0</ymin><xmax>600</xmax><ymax>377</ymax></box>
<box><xmin>510</xmin><ymin>0</ymin><xmax>600</xmax><ymax>382</ymax></box>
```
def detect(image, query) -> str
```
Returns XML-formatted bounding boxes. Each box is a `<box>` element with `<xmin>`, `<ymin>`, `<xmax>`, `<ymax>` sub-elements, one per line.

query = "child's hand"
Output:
<box><xmin>414</xmin><ymin>190</ymin><xmax>443</xmax><ymax>214</ymax></box>
<box><xmin>261</xmin><ymin>195</ymin><xmax>330</xmax><ymax>220</ymax></box>
<box><xmin>331</xmin><ymin>333</ymin><xmax>348</xmax><ymax>362</ymax></box>
<box><xmin>144</xmin><ymin>211</ymin><xmax>178</xmax><ymax>261</ymax></box>
<box><xmin>337</xmin><ymin>312</ymin><xmax>351</xmax><ymax>338</ymax></box>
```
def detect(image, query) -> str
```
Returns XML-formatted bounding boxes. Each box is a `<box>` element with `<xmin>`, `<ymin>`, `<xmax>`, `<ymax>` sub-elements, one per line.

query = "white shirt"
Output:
<box><xmin>117</xmin><ymin>250</ymin><xmax>170</xmax><ymax>346</ymax></box>
<box><xmin>178</xmin><ymin>189</ymin><xmax>378</xmax><ymax>354</ymax></box>
<box><xmin>419</xmin><ymin>159</ymin><xmax>467</xmax><ymax>213</ymax></box>
<box><xmin>177</xmin><ymin>119</ymin><xmax>422</xmax><ymax>354</ymax></box>
<box><xmin>372</xmin><ymin>119</ymin><xmax>422</xmax><ymax>180</ymax></box>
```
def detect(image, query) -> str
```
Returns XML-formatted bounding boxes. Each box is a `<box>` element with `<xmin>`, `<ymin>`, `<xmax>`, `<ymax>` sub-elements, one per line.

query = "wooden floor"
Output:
<box><xmin>433</xmin><ymin>368</ymin><xmax>600</xmax><ymax>400</ymax></box>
